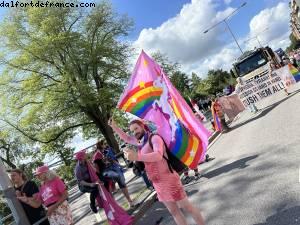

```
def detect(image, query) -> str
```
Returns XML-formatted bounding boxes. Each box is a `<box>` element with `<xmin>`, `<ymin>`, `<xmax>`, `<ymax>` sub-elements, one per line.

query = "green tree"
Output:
<box><xmin>151</xmin><ymin>51</ymin><xmax>180</xmax><ymax>77</ymax></box>
<box><xmin>0</xmin><ymin>127</ymin><xmax>35</xmax><ymax>169</ymax></box>
<box><xmin>192</xmin><ymin>69</ymin><xmax>233</xmax><ymax>96</ymax></box>
<box><xmin>170</xmin><ymin>71</ymin><xmax>191</xmax><ymax>98</ymax></box>
<box><xmin>286</xmin><ymin>33</ymin><xmax>300</xmax><ymax>53</ymax></box>
<box><xmin>0</xmin><ymin>1</ymin><xmax>133</xmax><ymax>153</ymax></box>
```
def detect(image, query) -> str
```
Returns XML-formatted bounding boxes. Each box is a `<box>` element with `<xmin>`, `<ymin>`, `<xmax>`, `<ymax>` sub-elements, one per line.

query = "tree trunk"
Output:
<box><xmin>57</xmin><ymin>150</ymin><xmax>71</xmax><ymax>166</ymax></box>
<box><xmin>100</xmin><ymin>122</ymin><xmax>120</xmax><ymax>154</ymax></box>
<box><xmin>84</xmin><ymin>107</ymin><xmax>121</xmax><ymax>153</ymax></box>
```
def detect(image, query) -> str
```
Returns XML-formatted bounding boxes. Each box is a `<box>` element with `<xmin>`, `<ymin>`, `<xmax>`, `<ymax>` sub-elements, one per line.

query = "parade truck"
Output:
<box><xmin>231</xmin><ymin>46</ymin><xmax>282</xmax><ymax>83</ymax></box>
<box><xmin>230</xmin><ymin>46</ymin><xmax>297</xmax><ymax>108</ymax></box>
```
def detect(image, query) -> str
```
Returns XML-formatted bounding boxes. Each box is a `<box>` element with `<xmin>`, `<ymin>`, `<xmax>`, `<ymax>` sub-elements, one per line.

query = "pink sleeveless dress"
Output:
<box><xmin>113</xmin><ymin>125</ymin><xmax>186</xmax><ymax>202</ymax></box>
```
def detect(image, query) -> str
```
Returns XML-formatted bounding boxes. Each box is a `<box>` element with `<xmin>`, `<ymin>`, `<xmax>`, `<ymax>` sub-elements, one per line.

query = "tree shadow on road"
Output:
<box><xmin>230</xmin><ymin>89</ymin><xmax>300</xmax><ymax>131</ymax></box>
<box><xmin>202</xmin><ymin>155</ymin><xmax>259</xmax><ymax>179</ymax></box>
<box><xmin>253</xmin><ymin>205</ymin><xmax>300</xmax><ymax>225</ymax></box>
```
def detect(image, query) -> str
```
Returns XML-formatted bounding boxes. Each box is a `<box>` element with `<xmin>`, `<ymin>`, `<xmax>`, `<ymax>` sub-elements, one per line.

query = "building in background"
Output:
<box><xmin>290</xmin><ymin>0</ymin><xmax>300</xmax><ymax>40</ymax></box>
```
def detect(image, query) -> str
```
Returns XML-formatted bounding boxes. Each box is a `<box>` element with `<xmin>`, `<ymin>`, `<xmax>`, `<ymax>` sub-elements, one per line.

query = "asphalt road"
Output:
<box><xmin>136</xmin><ymin>85</ymin><xmax>300</xmax><ymax>225</ymax></box>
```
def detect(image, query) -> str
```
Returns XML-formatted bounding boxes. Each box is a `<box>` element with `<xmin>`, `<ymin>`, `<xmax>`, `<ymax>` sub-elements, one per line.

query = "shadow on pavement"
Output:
<box><xmin>253</xmin><ymin>205</ymin><xmax>300</xmax><ymax>225</ymax></box>
<box><xmin>230</xmin><ymin>89</ymin><xmax>300</xmax><ymax>131</ymax></box>
<box><xmin>202</xmin><ymin>155</ymin><xmax>259</xmax><ymax>179</ymax></box>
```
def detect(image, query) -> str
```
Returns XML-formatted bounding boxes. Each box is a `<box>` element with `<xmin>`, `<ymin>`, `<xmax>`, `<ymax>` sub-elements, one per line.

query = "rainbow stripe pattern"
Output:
<box><xmin>119</xmin><ymin>81</ymin><xmax>163</xmax><ymax>117</ymax></box>
<box><xmin>169</xmin><ymin>121</ymin><xmax>203</xmax><ymax>169</ymax></box>
<box><xmin>288</xmin><ymin>64</ymin><xmax>300</xmax><ymax>82</ymax></box>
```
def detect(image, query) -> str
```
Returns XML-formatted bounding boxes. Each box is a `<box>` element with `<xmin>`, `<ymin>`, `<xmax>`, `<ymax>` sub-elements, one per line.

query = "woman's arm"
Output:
<box><xmin>109</xmin><ymin>119</ymin><xmax>139</xmax><ymax>146</ymax></box>
<box><xmin>137</xmin><ymin>135</ymin><xmax>164</xmax><ymax>162</ymax></box>
<box><xmin>18</xmin><ymin>195</ymin><xmax>42</xmax><ymax>208</ymax></box>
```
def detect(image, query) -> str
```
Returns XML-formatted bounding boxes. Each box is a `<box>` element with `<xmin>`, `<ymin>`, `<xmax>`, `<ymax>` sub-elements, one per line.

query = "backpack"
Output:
<box><xmin>149</xmin><ymin>134</ymin><xmax>187</xmax><ymax>174</ymax></box>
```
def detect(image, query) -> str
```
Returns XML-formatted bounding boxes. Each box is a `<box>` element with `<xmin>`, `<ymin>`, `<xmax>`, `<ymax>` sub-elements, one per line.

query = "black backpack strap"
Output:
<box><xmin>149</xmin><ymin>134</ymin><xmax>174</xmax><ymax>173</ymax></box>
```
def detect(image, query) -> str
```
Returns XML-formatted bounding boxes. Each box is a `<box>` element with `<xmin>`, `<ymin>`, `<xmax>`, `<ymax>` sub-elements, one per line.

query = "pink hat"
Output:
<box><xmin>34</xmin><ymin>165</ymin><xmax>49</xmax><ymax>176</ymax></box>
<box><xmin>75</xmin><ymin>150</ymin><xmax>86</xmax><ymax>161</ymax></box>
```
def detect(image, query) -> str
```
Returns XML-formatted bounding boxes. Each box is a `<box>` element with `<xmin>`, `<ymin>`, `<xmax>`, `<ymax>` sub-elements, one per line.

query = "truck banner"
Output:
<box><xmin>235</xmin><ymin>65</ymin><xmax>297</xmax><ymax>107</ymax></box>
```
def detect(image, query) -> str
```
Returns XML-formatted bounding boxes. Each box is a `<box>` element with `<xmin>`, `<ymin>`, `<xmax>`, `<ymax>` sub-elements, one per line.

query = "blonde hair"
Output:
<box><xmin>44</xmin><ymin>170</ymin><xmax>58</xmax><ymax>182</ymax></box>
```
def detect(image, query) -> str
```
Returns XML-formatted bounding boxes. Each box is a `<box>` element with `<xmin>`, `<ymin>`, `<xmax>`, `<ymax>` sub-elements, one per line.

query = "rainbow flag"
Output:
<box><xmin>118</xmin><ymin>51</ymin><xmax>211</xmax><ymax>169</ymax></box>
<box><xmin>288</xmin><ymin>64</ymin><xmax>300</xmax><ymax>82</ymax></box>
<box><xmin>212</xmin><ymin>112</ymin><xmax>222</xmax><ymax>132</ymax></box>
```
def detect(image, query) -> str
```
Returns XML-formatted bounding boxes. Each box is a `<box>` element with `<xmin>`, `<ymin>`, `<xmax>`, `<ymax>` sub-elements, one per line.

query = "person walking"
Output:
<box><xmin>8</xmin><ymin>169</ymin><xmax>50</xmax><ymax>225</ymax></box>
<box><xmin>74</xmin><ymin>151</ymin><xmax>102</xmax><ymax>213</ymax></box>
<box><xmin>109</xmin><ymin>118</ymin><xmax>205</xmax><ymax>225</ymax></box>
<box><xmin>211</xmin><ymin>96</ymin><xmax>230</xmax><ymax>132</ymax></box>
<box><xmin>18</xmin><ymin>166</ymin><xmax>73</xmax><ymax>225</ymax></box>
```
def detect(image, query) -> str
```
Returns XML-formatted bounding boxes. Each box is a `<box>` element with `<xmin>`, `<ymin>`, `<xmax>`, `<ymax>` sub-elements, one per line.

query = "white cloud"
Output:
<box><xmin>224</xmin><ymin>0</ymin><xmax>232</xmax><ymax>5</ymax></box>
<box><xmin>135</xmin><ymin>0</ymin><xmax>230</xmax><ymax>65</ymax></box>
<box><xmin>246</xmin><ymin>2</ymin><xmax>291</xmax><ymax>51</ymax></box>
<box><xmin>134</xmin><ymin>1</ymin><xmax>291</xmax><ymax>77</ymax></box>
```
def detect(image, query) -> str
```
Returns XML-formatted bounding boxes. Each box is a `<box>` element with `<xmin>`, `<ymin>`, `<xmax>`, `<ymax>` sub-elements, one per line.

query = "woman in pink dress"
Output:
<box><xmin>109</xmin><ymin>118</ymin><xmax>205</xmax><ymax>225</ymax></box>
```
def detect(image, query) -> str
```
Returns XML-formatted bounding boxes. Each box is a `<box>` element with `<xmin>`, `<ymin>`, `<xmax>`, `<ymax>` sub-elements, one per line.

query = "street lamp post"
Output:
<box><xmin>223</xmin><ymin>19</ymin><xmax>244</xmax><ymax>54</ymax></box>
<box><xmin>244</xmin><ymin>27</ymin><xmax>269</xmax><ymax>48</ymax></box>
<box><xmin>244</xmin><ymin>36</ymin><xmax>263</xmax><ymax>48</ymax></box>
<box><xmin>204</xmin><ymin>2</ymin><xmax>247</xmax><ymax>54</ymax></box>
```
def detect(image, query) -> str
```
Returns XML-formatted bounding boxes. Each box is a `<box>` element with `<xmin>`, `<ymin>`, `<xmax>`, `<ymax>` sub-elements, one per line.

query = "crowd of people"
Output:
<box><xmin>4</xmin><ymin>90</ymin><xmax>236</xmax><ymax>225</ymax></box>
<box><xmin>9</xmin><ymin>166</ymin><xmax>73</xmax><ymax>225</ymax></box>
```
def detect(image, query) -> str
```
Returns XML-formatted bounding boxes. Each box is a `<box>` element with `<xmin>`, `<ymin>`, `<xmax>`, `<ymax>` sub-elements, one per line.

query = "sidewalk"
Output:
<box><xmin>70</xmin><ymin>160</ymin><xmax>157</xmax><ymax>225</ymax></box>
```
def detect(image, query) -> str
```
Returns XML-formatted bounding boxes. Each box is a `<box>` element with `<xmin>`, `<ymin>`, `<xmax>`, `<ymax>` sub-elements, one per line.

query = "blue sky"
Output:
<box><xmin>111</xmin><ymin>0</ymin><xmax>279</xmax><ymax>41</ymax></box>
<box><xmin>109</xmin><ymin>0</ymin><xmax>291</xmax><ymax>76</ymax></box>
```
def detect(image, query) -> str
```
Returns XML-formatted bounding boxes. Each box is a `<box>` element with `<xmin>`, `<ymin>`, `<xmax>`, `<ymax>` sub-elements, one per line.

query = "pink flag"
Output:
<box><xmin>118</xmin><ymin>51</ymin><xmax>211</xmax><ymax>168</ymax></box>
<box><xmin>87</xmin><ymin>162</ymin><xmax>134</xmax><ymax>225</ymax></box>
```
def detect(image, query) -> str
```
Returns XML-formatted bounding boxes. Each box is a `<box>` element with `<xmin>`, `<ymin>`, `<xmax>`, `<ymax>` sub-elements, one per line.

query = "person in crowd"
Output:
<box><xmin>182</xmin><ymin>167</ymin><xmax>201</xmax><ymax>184</ymax></box>
<box><xmin>282</xmin><ymin>56</ymin><xmax>290</xmax><ymax>66</ymax></box>
<box><xmin>109</xmin><ymin>118</ymin><xmax>205</xmax><ymax>225</ymax></box>
<box><xmin>93</xmin><ymin>141</ymin><xmax>136</xmax><ymax>208</ymax></box>
<box><xmin>8</xmin><ymin>169</ymin><xmax>50</xmax><ymax>225</ymax></box>
<box><xmin>92</xmin><ymin>150</ymin><xmax>113</xmax><ymax>192</ymax></box>
<box><xmin>18</xmin><ymin>166</ymin><xmax>73</xmax><ymax>225</ymax></box>
<box><xmin>293</xmin><ymin>51</ymin><xmax>300</xmax><ymax>68</ymax></box>
<box><xmin>269</xmin><ymin>61</ymin><xmax>289</xmax><ymax>96</ymax></box>
<box><xmin>74</xmin><ymin>151</ymin><xmax>102</xmax><ymax>213</ymax></box>
<box><xmin>211</xmin><ymin>96</ymin><xmax>230</xmax><ymax>132</ymax></box>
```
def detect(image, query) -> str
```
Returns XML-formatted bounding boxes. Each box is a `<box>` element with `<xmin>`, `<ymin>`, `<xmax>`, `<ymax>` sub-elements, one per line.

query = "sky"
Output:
<box><xmin>0</xmin><ymin>0</ymin><xmax>292</xmax><ymax>151</ymax></box>
<box><xmin>110</xmin><ymin>0</ymin><xmax>291</xmax><ymax>77</ymax></box>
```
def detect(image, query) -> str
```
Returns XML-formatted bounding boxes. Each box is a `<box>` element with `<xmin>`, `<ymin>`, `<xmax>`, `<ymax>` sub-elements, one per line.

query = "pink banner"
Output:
<box><xmin>87</xmin><ymin>162</ymin><xmax>134</xmax><ymax>225</ymax></box>
<box><xmin>218</xmin><ymin>94</ymin><xmax>245</xmax><ymax>121</ymax></box>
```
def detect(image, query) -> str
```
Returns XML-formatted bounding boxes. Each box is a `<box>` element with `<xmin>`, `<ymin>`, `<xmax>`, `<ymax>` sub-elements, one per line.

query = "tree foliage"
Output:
<box><xmin>0</xmin><ymin>127</ymin><xmax>36</xmax><ymax>169</ymax></box>
<box><xmin>0</xmin><ymin>1</ymin><xmax>134</xmax><ymax>153</ymax></box>
<box><xmin>286</xmin><ymin>33</ymin><xmax>300</xmax><ymax>53</ymax></box>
